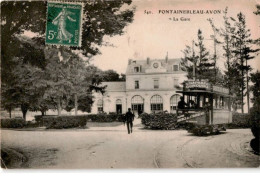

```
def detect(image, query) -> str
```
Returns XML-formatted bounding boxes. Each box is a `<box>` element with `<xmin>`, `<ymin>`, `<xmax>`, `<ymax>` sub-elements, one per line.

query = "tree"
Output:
<box><xmin>180</xmin><ymin>43</ymin><xmax>197</xmax><ymax>80</ymax></box>
<box><xmin>208</xmin><ymin>7</ymin><xmax>241</xmax><ymax>110</ymax></box>
<box><xmin>254</xmin><ymin>5</ymin><xmax>260</xmax><ymax>15</ymax></box>
<box><xmin>1</xmin><ymin>36</ymin><xmax>47</xmax><ymax>120</ymax></box>
<box><xmin>196</xmin><ymin>29</ymin><xmax>215</xmax><ymax>82</ymax></box>
<box><xmin>1</xmin><ymin>1</ymin><xmax>134</xmax><ymax>117</ymax></box>
<box><xmin>250</xmin><ymin>71</ymin><xmax>260</xmax><ymax>110</ymax></box>
<box><xmin>231</xmin><ymin>12</ymin><xmax>259</xmax><ymax>113</ymax></box>
<box><xmin>101</xmin><ymin>69</ymin><xmax>126</xmax><ymax>82</ymax></box>
<box><xmin>180</xmin><ymin>29</ymin><xmax>217</xmax><ymax>84</ymax></box>
<box><xmin>249</xmin><ymin>71</ymin><xmax>260</xmax><ymax>153</ymax></box>
<box><xmin>209</xmin><ymin>7</ymin><xmax>236</xmax><ymax>90</ymax></box>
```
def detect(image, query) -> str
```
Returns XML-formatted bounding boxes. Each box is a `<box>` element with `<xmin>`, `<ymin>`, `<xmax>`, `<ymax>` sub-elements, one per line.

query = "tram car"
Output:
<box><xmin>176</xmin><ymin>80</ymin><xmax>232</xmax><ymax>135</ymax></box>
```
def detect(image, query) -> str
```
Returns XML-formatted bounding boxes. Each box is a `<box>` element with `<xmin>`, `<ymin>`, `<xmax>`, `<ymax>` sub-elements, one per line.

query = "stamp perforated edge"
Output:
<box><xmin>45</xmin><ymin>0</ymin><xmax>84</xmax><ymax>48</ymax></box>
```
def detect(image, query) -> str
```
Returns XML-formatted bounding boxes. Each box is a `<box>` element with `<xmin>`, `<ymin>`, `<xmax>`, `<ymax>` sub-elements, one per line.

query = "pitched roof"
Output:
<box><xmin>100</xmin><ymin>82</ymin><xmax>126</xmax><ymax>92</ymax></box>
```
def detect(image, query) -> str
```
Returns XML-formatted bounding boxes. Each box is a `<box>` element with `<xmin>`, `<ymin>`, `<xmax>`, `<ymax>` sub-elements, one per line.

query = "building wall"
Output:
<box><xmin>91</xmin><ymin>58</ymin><xmax>187</xmax><ymax>114</ymax></box>
<box><xmin>91</xmin><ymin>91</ymin><xmax>126</xmax><ymax>114</ymax></box>
<box><xmin>126</xmin><ymin>90</ymin><xmax>182</xmax><ymax>114</ymax></box>
<box><xmin>91</xmin><ymin>90</ymin><xmax>183</xmax><ymax>114</ymax></box>
<box><xmin>126</xmin><ymin>73</ymin><xmax>186</xmax><ymax>91</ymax></box>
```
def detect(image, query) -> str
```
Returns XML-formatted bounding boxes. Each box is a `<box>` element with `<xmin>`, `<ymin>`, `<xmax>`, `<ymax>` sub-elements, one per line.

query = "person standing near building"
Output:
<box><xmin>125</xmin><ymin>108</ymin><xmax>134</xmax><ymax>134</ymax></box>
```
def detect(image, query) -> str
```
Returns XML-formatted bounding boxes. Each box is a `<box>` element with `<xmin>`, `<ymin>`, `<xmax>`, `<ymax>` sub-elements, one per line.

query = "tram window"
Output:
<box><xmin>214</xmin><ymin>97</ymin><xmax>218</xmax><ymax>109</ymax></box>
<box><xmin>199</xmin><ymin>95</ymin><xmax>203</xmax><ymax>108</ymax></box>
<box><xmin>223</xmin><ymin>98</ymin><xmax>228</xmax><ymax>109</ymax></box>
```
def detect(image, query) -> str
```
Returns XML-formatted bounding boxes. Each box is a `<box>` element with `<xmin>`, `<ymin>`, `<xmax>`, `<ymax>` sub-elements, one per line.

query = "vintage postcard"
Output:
<box><xmin>1</xmin><ymin>0</ymin><xmax>260</xmax><ymax>170</ymax></box>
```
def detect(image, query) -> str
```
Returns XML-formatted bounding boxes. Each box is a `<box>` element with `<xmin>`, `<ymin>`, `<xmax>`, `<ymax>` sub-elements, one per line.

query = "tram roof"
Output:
<box><xmin>176</xmin><ymin>90</ymin><xmax>232</xmax><ymax>97</ymax></box>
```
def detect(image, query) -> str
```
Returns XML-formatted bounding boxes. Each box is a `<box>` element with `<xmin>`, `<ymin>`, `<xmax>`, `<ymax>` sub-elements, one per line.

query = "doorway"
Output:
<box><xmin>116</xmin><ymin>99</ymin><xmax>122</xmax><ymax>114</ymax></box>
<box><xmin>131</xmin><ymin>95</ymin><xmax>144</xmax><ymax>115</ymax></box>
<box><xmin>116</xmin><ymin>104</ymin><xmax>122</xmax><ymax>114</ymax></box>
<box><xmin>131</xmin><ymin>104</ymin><xmax>144</xmax><ymax>115</ymax></box>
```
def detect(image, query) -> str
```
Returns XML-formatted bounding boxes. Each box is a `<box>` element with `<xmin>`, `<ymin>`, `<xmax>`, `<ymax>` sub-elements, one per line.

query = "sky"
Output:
<box><xmin>90</xmin><ymin>0</ymin><xmax>260</xmax><ymax>74</ymax></box>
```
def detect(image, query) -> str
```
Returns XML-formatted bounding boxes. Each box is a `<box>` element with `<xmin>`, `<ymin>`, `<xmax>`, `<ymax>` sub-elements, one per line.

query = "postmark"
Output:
<box><xmin>45</xmin><ymin>1</ymin><xmax>83</xmax><ymax>47</ymax></box>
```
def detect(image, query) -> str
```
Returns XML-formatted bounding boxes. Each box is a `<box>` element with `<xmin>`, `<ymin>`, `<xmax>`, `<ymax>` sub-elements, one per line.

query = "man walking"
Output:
<box><xmin>125</xmin><ymin>108</ymin><xmax>134</xmax><ymax>134</ymax></box>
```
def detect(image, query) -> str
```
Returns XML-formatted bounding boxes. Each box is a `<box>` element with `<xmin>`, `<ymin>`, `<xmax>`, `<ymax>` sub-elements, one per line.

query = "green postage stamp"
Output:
<box><xmin>45</xmin><ymin>2</ymin><xmax>83</xmax><ymax>47</ymax></box>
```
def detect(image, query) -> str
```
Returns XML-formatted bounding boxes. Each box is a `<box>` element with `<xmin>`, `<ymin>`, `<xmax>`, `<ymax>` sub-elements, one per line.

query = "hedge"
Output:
<box><xmin>35</xmin><ymin>113</ymin><xmax>125</xmax><ymax>125</ymax></box>
<box><xmin>89</xmin><ymin>113</ymin><xmax>125</xmax><ymax>122</ymax></box>
<box><xmin>0</xmin><ymin>118</ymin><xmax>26</xmax><ymax>128</ymax></box>
<box><xmin>226</xmin><ymin>113</ymin><xmax>251</xmax><ymax>128</ymax></box>
<box><xmin>42</xmin><ymin>115</ymin><xmax>87</xmax><ymax>129</ymax></box>
<box><xmin>35</xmin><ymin>115</ymin><xmax>90</xmax><ymax>127</ymax></box>
<box><xmin>140</xmin><ymin>112</ymin><xmax>177</xmax><ymax>130</ymax></box>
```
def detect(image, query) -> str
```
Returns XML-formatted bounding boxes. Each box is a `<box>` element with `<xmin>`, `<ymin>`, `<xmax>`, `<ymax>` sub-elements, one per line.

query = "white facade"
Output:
<box><xmin>91</xmin><ymin>57</ymin><xmax>187</xmax><ymax>114</ymax></box>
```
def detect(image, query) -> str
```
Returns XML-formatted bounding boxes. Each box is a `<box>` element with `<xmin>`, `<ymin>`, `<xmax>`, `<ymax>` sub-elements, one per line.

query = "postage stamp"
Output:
<box><xmin>45</xmin><ymin>1</ymin><xmax>83</xmax><ymax>47</ymax></box>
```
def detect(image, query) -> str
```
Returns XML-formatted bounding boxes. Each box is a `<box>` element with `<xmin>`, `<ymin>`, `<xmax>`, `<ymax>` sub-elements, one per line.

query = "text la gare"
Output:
<box><xmin>169</xmin><ymin>17</ymin><xmax>190</xmax><ymax>21</ymax></box>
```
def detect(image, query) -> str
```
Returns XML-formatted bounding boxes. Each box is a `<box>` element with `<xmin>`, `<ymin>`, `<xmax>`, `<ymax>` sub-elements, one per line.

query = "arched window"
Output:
<box><xmin>116</xmin><ymin>99</ymin><xmax>122</xmax><ymax>104</ymax></box>
<box><xmin>131</xmin><ymin>95</ymin><xmax>144</xmax><ymax>104</ymax></box>
<box><xmin>170</xmin><ymin>94</ymin><xmax>181</xmax><ymax>112</ymax></box>
<box><xmin>131</xmin><ymin>95</ymin><xmax>144</xmax><ymax>113</ymax></box>
<box><xmin>97</xmin><ymin>99</ymin><xmax>103</xmax><ymax>113</ymax></box>
<box><xmin>150</xmin><ymin>95</ymin><xmax>163</xmax><ymax>112</ymax></box>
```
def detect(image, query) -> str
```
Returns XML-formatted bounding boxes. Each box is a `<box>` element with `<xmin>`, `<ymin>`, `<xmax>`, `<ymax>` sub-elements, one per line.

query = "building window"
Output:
<box><xmin>173</xmin><ymin>78</ymin><xmax>179</xmax><ymax>87</ymax></box>
<box><xmin>97</xmin><ymin>99</ymin><xmax>103</xmax><ymax>113</ymax></box>
<box><xmin>135</xmin><ymin>80</ymin><xmax>139</xmax><ymax>89</ymax></box>
<box><xmin>173</xmin><ymin>65</ymin><xmax>179</xmax><ymax>71</ymax></box>
<box><xmin>170</xmin><ymin>94</ymin><xmax>181</xmax><ymax>112</ymax></box>
<box><xmin>116</xmin><ymin>99</ymin><xmax>122</xmax><ymax>114</ymax></box>
<box><xmin>131</xmin><ymin>95</ymin><xmax>144</xmax><ymax>104</ymax></box>
<box><xmin>150</xmin><ymin>95</ymin><xmax>163</xmax><ymax>112</ymax></box>
<box><xmin>154</xmin><ymin>79</ymin><xmax>159</xmax><ymax>89</ymax></box>
<box><xmin>134</xmin><ymin>66</ymin><xmax>140</xmax><ymax>73</ymax></box>
<box><xmin>131</xmin><ymin>95</ymin><xmax>144</xmax><ymax>114</ymax></box>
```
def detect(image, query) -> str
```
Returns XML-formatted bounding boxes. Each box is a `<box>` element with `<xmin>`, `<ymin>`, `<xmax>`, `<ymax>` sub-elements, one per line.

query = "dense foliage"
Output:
<box><xmin>87</xmin><ymin>113</ymin><xmax>125</xmax><ymax>122</ymax></box>
<box><xmin>226</xmin><ymin>113</ymin><xmax>251</xmax><ymax>128</ymax></box>
<box><xmin>42</xmin><ymin>115</ymin><xmax>87</xmax><ymax>129</ymax></box>
<box><xmin>1</xmin><ymin>1</ymin><xmax>134</xmax><ymax>119</ymax></box>
<box><xmin>0</xmin><ymin>118</ymin><xmax>26</xmax><ymax>128</ymax></box>
<box><xmin>35</xmin><ymin>113</ymin><xmax>125</xmax><ymax>126</ymax></box>
<box><xmin>249</xmin><ymin>71</ymin><xmax>260</xmax><ymax>154</ymax></box>
<box><xmin>180</xmin><ymin>29</ymin><xmax>220</xmax><ymax>84</ymax></box>
<box><xmin>140</xmin><ymin>112</ymin><xmax>177</xmax><ymax>130</ymax></box>
<box><xmin>181</xmin><ymin>8</ymin><xmax>259</xmax><ymax>113</ymax></box>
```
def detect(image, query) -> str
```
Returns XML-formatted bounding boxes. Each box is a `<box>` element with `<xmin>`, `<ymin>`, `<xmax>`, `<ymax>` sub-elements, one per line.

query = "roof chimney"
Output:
<box><xmin>147</xmin><ymin>57</ymin><xmax>150</xmax><ymax>64</ymax></box>
<box><xmin>165</xmin><ymin>52</ymin><xmax>168</xmax><ymax>63</ymax></box>
<box><xmin>128</xmin><ymin>59</ymin><xmax>132</xmax><ymax>65</ymax></box>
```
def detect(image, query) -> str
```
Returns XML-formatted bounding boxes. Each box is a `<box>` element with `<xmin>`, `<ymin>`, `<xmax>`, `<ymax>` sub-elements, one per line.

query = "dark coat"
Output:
<box><xmin>125</xmin><ymin>111</ymin><xmax>134</xmax><ymax>122</ymax></box>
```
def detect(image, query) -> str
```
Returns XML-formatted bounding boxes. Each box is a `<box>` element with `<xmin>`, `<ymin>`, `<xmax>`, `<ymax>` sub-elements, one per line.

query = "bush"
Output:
<box><xmin>34</xmin><ymin>115</ymin><xmax>55</xmax><ymax>126</ymax></box>
<box><xmin>0</xmin><ymin>118</ymin><xmax>26</xmax><ymax>128</ymax></box>
<box><xmin>140</xmin><ymin>112</ymin><xmax>177</xmax><ymax>130</ymax></box>
<box><xmin>117</xmin><ymin>114</ymin><xmax>126</xmax><ymax>122</ymax></box>
<box><xmin>42</xmin><ymin>115</ymin><xmax>87</xmax><ymax>129</ymax></box>
<box><xmin>35</xmin><ymin>115</ymin><xmax>90</xmax><ymax>127</ymax></box>
<box><xmin>249</xmin><ymin>107</ymin><xmax>260</xmax><ymax>154</ymax></box>
<box><xmin>90</xmin><ymin>112</ymin><xmax>123</xmax><ymax>122</ymax></box>
<box><xmin>226</xmin><ymin>113</ymin><xmax>251</xmax><ymax>128</ymax></box>
<box><xmin>34</xmin><ymin>115</ymin><xmax>43</xmax><ymax>124</ymax></box>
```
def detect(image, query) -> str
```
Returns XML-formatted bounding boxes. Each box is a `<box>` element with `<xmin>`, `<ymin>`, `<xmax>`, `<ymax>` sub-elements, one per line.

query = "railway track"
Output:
<box><xmin>153</xmin><ymin>137</ymin><xmax>198</xmax><ymax>168</ymax></box>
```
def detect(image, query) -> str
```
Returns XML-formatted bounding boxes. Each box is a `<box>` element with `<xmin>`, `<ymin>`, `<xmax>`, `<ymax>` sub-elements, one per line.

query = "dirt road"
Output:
<box><xmin>1</xmin><ymin>125</ymin><xmax>259</xmax><ymax>169</ymax></box>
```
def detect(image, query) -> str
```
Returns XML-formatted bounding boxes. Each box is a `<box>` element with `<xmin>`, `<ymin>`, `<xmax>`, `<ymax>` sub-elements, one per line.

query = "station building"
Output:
<box><xmin>91</xmin><ymin>57</ymin><xmax>187</xmax><ymax>115</ymax></box>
